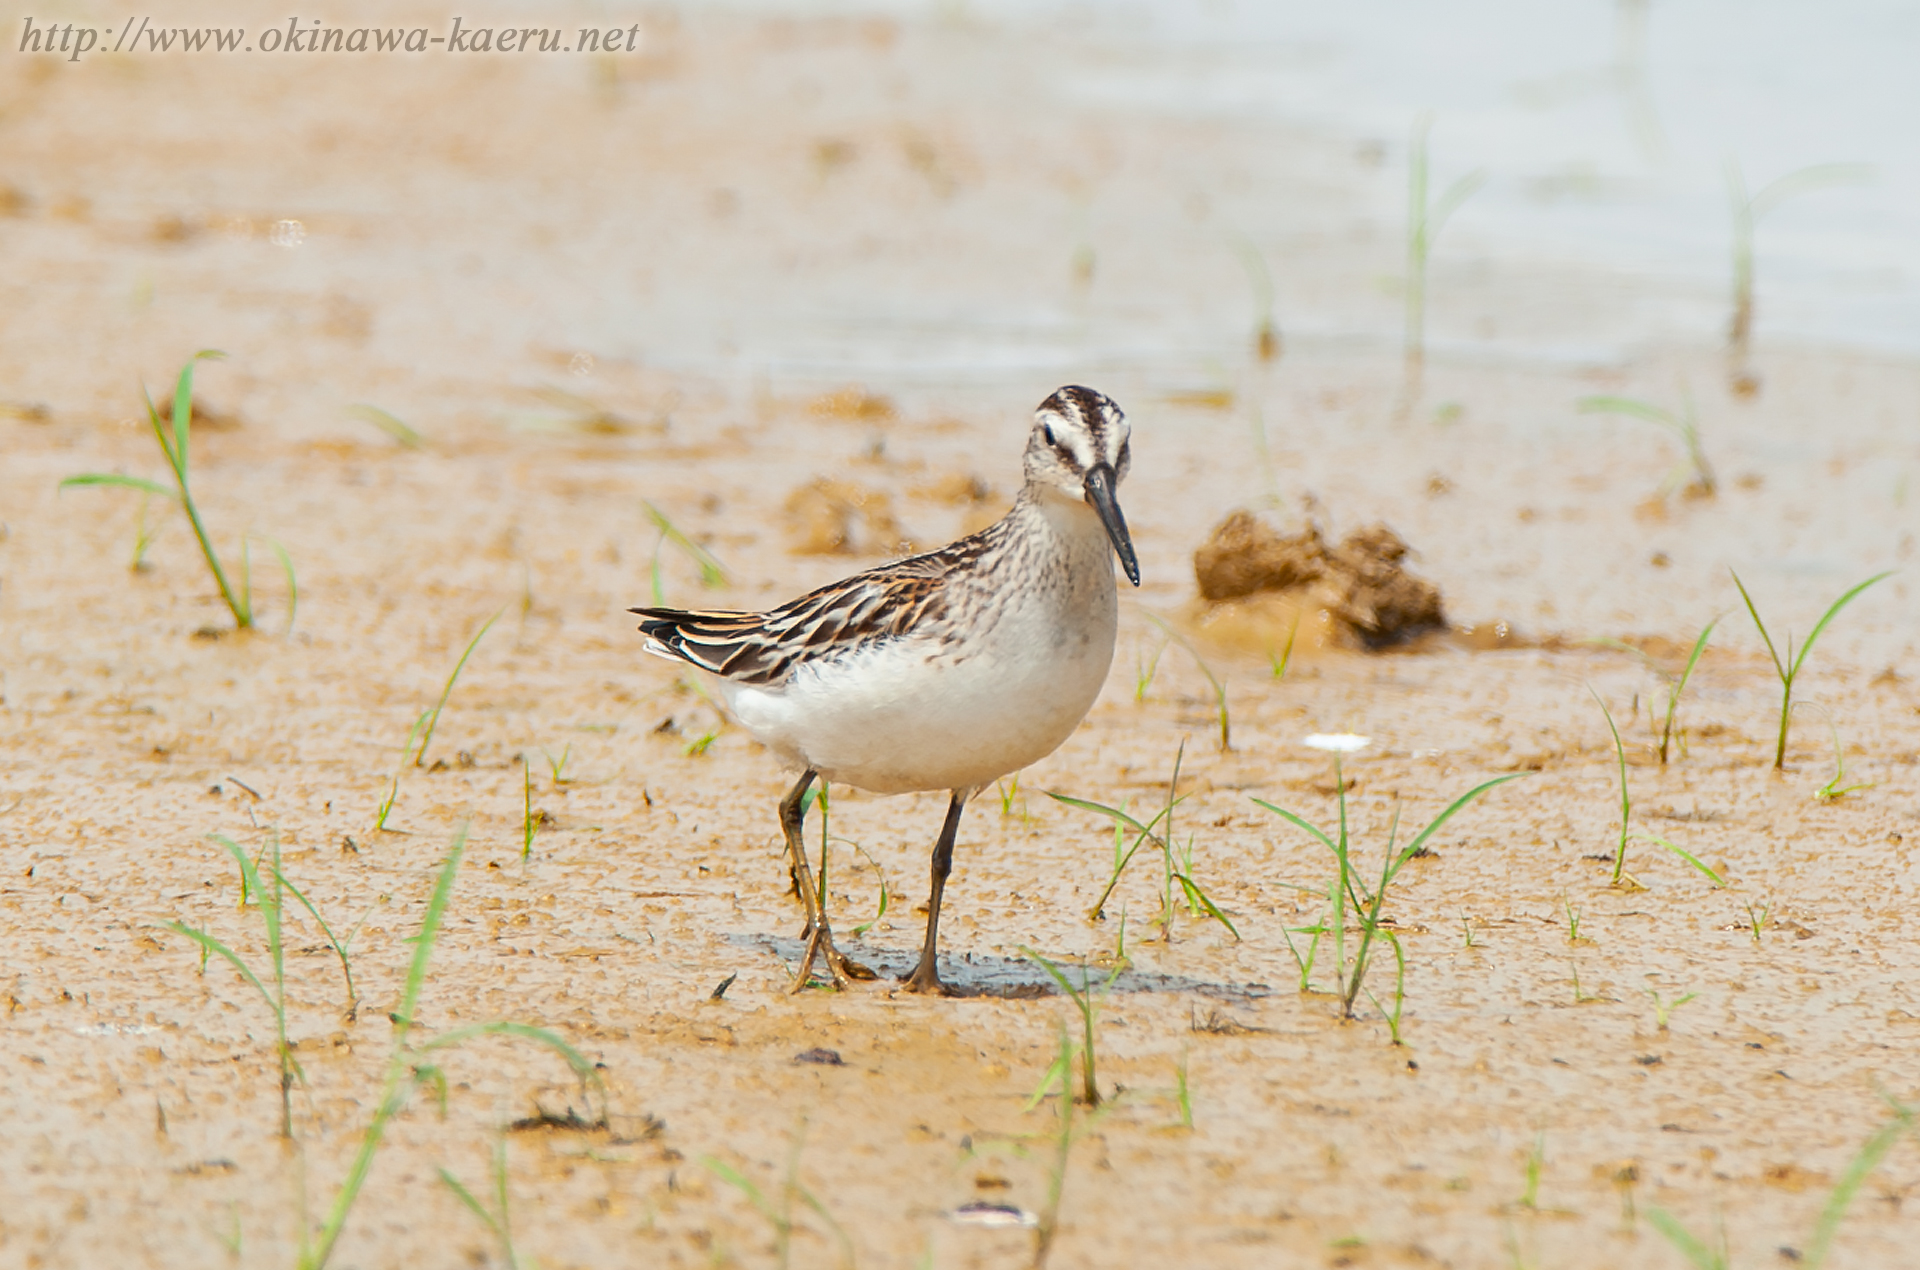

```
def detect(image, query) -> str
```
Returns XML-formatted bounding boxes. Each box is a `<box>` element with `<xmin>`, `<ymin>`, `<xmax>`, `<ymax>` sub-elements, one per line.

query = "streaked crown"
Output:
<box><xmin>1023</xmin><ymin>385</ymin><xmax>1131</xmax><ymax>497</ymax></box>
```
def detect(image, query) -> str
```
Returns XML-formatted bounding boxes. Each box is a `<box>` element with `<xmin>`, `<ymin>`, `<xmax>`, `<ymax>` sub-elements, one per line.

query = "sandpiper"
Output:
<box><xmin>633</xmin><ymin>386</ymin><xmax>1140</xmax><ymax>995</ymax></box>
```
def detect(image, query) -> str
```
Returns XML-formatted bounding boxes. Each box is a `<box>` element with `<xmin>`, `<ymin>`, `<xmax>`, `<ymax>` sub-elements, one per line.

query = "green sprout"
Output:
<box><xmin>1730</xmin><ymin>569</ymin><xmax>1891</xmax><ymax>769</ymax></box>
<box><xmin>1577</xmin><ymin>394</ymin><xmax>1716</xmax><ymax>497</ymax></box>
<box><xmin>62</xmin><ymin>351</ymin><xmax>295</xmax><ymax>631</ymax></box>
<box><xmin>1403</xmin><ymin>114</ymin><xmax>1487</xmax><ymax>392</ymax></box>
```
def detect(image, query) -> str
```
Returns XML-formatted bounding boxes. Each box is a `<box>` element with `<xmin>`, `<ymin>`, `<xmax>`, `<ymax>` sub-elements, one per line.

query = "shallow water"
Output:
<box><xmin>674</xmin><ymin>0</ymin><xmax>1920</xmax><ymax>373</ymax></box>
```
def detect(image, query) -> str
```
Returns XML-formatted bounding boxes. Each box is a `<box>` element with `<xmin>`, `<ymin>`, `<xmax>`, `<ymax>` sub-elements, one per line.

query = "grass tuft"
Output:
<box><xmin>1590</xmin><ymin>687</ymin><xmax>1633</xmax><ymax>883</ymax></box>
<box><xmin>347</xmin><ymin>403</ymin><xmax>425</xmax><ymax>448</ymax></box>
<box><xmin>1403</xmin><ymin>114</ymin><xmax>1487</xmax><ymax>394</ymax></box>
<box><xmin>1813</xmin><ymin>720</ymin><xmax>1873</xmax><ymax>803</ymax></box>
<box><xmin>1141</xmin><ymin>614</ymin><xmax>1229</xmax><ymax>751</ymax></box>
<box><xmin>1647</xmin><ymin>987</ymin><xmax>1697</xmax><ymax>1032</ymax></box>
<box><xmin>644</xmin><ymin>501</ymin><xmax>727</xmax><ymax>604</ymax></box>
<box><xmin>1657</xmin><ymin>618</ymin><xmax>1718</xmax><ymax>763</ymax></box>
<box><xmin>1258</xmin><ymin>760</ymin><xmax>1525</xmax><ymax>1025</ymax></box>
<box><xmin>1049</xmin><ymin>740</ymin><xmax>1240</xmax><ymax>942</ymax></box>
<box><xmin>1577</xmin><ymin>393</ymin><xmax>1717</xmax><ymax>497</ymax></box>
<box><xmin>437</xmin><ymin>1135</ymin><xmax>521</xmax><ymax>1270</ymax></box>
<box><xmin>1725</xmin><ymin>160</ymin><xmax>1872</xmax><ymax>391</ymax></box>
<box><xmin>1031</xmin><ymin>1020</ymin><xmax>1082</xmax><ymax>1270</ymax></box>
<box><xmin>1020</xmin><ymin>948</ymin><xmax>1114</xmax><ymax>1108</ymax></box>
<box><xmin>300</xmin><ymin>828</ymin><xmax>604</xmax><ymax>1270</ymax></box>
<box><xmin>165</xmin><ymin>826</ymin><xmax>608</xmax><ymax>1270</ymax></box>
<box><xmin>1730</xmin><ymin>570</ymin><xmax>1891</xmax><ymax>769</ymax></box>
<box><xmin>1133</xmin><ymin>635</ymin><xmax>1167</xmax><ymax>703</ymax></box>
<box><xmin>414</xmin><ymin>609</ymin><xmax>503</xmax><ymax>768</ymax></box>
<box><xmin>62</xmin><ymin>351</ymin><xmax>296</xmax><ymax>632</ymax></box>
<box><xmin>702</xmin><ymin>1123</ymin><xmax>853</xmax><ymax>1270</ymax></box>
<box><xmin>521</xmin><ymin>757</ymin><xmax>537</xmax><ymax>860</ymax></box>
<box><xmin>164</xmin><ymin>830</ymin><xmax>299</xmax><ymax>1137</ymax></box>
<box><xmin>1229</xmin><ymin>233</ymin><xmax>1281</xmax><ymax>362</ymax></box>
<box><xmin>1649</xmin><ymin>1096</ymin><xmax>1915</xmax><ymax>1270</ymax></box>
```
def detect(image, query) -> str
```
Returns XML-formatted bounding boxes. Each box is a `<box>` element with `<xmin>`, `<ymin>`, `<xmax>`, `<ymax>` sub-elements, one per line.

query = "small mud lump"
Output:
<box><xmin>1193</xmin><ymin>510</ymin><xmax>1445</xmax><ymax>647</ymax></box>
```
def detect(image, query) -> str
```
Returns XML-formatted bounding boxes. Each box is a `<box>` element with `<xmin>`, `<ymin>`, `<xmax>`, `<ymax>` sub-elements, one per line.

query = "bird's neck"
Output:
<box><xmin>1011</xmin><ymin>482</ymin><xmax>1112</xmax><ymax>563</ymax></box>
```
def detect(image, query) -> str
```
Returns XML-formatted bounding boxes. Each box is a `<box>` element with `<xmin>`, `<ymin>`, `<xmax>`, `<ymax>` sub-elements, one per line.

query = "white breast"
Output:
<box><xmin>720</xmin><ymin>495</ymin><xmax>1119</xmax><ymax>795</ymax></box>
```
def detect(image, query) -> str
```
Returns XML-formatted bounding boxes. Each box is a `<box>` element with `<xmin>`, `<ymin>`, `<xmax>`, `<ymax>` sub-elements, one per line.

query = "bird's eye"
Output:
<box><xmin>1041</xmin><ymin>423</ymin><xmax>1057</xmax><ymax>446</ymax></box>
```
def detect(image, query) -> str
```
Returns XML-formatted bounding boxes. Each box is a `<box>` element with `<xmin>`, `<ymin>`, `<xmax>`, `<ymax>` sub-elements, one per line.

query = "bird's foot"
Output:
<box><xmin>901</xmin><ymin>957</ymin><xmax>954</xmax><ymax>996</ymax></box>
<box><xmin>789</xmin><ymin>920</ymin><xmax>876</xmax><ymax>993</ymax></box>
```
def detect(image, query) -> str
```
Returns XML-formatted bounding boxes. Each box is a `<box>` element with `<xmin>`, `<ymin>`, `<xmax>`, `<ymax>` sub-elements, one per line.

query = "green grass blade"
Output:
<box><xmin>1788</xmin><ymin>571</ymin><xmax>1893</xmax><ymax>680</ymax></box>
<box><xmin>1628</xmin><ymin>832</ymin><xmax>1726</xmax><ymax>887</ymax></box>
<box><xmin>436</xmin><ymin>1167</ymin><xmax>503</xmax><ymax>1239</ymax></box>
<box><xmin>1429</xmin><ymin>169</ymin><xmax>1488</xmax><ymax>239</ymax></box>
<box><xmin>161</xmin><ymin>922</ymin><xmax>275</xmax><ymax>1011</ymax></box>
<box><xmin>1662</xmin><ymin>616</ymin><xmax>1719</xmax><ymax>757</ymax></box>
<box><xmin>1172</xmin><ymin>873</ymin><xmax>1241</xmax><ymax>941</ymax></box>
<box><xmin>489</xmin><ymin>1137</ymin><xmax>516</xmax><ymax>1270</ymax></box>
<box><xmin>1382</xmin><ymin>772</ymin><xmax>1528</xmax><ymax>879</ymax></box>
<box><xmin>396</xmin><ymin>830</ymin><xmax>466</xmax><ymax>1035</ymax></box>
<box><xmin>277</xmin><ymin>872</ymin><xmax>356</xmax><ymax>1014</ymax></box>
<box><xmin>1805</xmin><ymin>1103</ymin><xmax>1915</xmax><ymax>1270</ymax></box>
<box><xmin>347</xmin><ymin>404</ymin><xmax>425</xmax><ymax>448</ymax></box>
<box><xmin>1589</xmin><ymin>686</ymin><xmax>1631</xmax><ymax>881</ymax></box>
<box><xmin>307</xmin><ymin>829</ymin><xmax>467</xmax><ymax>1270</ymax></box>
<box><xmin>1749</xmin><ymin>162</ymin><xmax>1874</xmax><ymax>222</ymax></box>
<box><xmin>139</xmin><ymin>352</ymin><xmax>248</xmax><ymax>627</ymax></box>
<box><xmin>171</xmin><ymin>362</ymin><xmax>194</xmax><ymax>477</ymax></box>
<box><xmin>1022</xmin><ymin>947</ymin><xmax>1094</xmax><ymax>1008</ymax></box>
<box><xmin>210</xmin><ymin>832</ymin><xmax>281</xmax><ymax>977</ymax></box>
<box><xmin>1142</xmin><ymin>613</ymin><xmax>1229</xmax><ymax>750</ymax></box>
<box><xmin>644</xmin><ymin>501</ymin><xmax>727</xmax><ymax>588</ymax></box>
<box><xmin>1728</xmin><ymin>570</ymin><xmax>1786</xmax><ymax>680</ymax></box>
<box><xmin>1046</xmin><ymin>791</ymin><xmax>1175</xmax><ymax>843</ymax></box>
<box><xmin>1576</xmin><ymin>395</ymin><xmax>1681</xmax><ymax>429</ymax></box>
<box><xmin>1394</xmin><ymin>773</ymin><xmax>1529</xmax><ymax>864</ymax></box>
<box><xmin>414</xmin><ymin>611</ymin><xmax>503</xmax><ymax>767</ymax></box>
<box><xmin>701</xmin><ymin>1157</ymin><xmax>780</xmax><ymax>1225</ymax></box>
<box><xmin>795</xmin><ymin>1183</ymin><xmax>855</xmax><ymax>1270</ymax></box>
<box><xmin>1645</xmin><ymin>1206</ymin><xmax>1725</xmax><ymax>1270</ymax></box>
<box><xmin>142</xmin><ymin>387</ymin><xmax>177</xmax><ymax>471</ymax></box>
<box><xmin>1023</xmin><ymin>1048</ymin><xmax>1072</xmax><ymax>1112</ymax></box>
<box><xmin>170</xmin><ymin>350</ymin><xmax>226</xmax><ymax>479</ymax></box>
<box><xmin>259</xmin><ymin>536</ymin><xmax>297</xmax><ymax>634</ymax></box>
<box><xmin>415</xmin><ymin>1020</ymin><xmax>601</xmax><ymax>1089</ymax></box>
<box><xmin>59</xmin><ymin>474</ymin><xmax>180</xmax><ymax>499</ymax></box>
<box><xmin>1251</xmin><ymin>799</ymin><xmax>1342</xmax><ymax>856</ymax></box>
<box><xmin>1020</xmin><ymin>948</ymin><xmax>1099</xmax><ymax>1106</ymax></box>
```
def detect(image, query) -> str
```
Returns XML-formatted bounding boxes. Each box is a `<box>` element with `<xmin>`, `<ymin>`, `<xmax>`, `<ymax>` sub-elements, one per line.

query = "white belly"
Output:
<box><xmin>720</xmin><ymin>538</ymin><xmax>1118</xmax><ymax>794</ymax></box>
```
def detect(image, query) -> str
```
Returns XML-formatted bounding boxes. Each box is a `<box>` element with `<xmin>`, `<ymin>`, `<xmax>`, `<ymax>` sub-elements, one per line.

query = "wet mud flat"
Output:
<box><xmin>5</xmin><ymin>341</ymin><xmax>1919</xmax><ymax>1268</ymax></box>
<box><xmin>3</xmin><ymin>7</ymin><xmax>1920</xmax><ymax>1269</ymax></box>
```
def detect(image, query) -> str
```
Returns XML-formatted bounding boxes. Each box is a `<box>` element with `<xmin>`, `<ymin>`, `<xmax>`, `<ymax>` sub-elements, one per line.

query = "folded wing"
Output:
<box><xmin>633</xmin><ymin>562</ymin><xmax>961</xmax><ymax>686</ymax></box>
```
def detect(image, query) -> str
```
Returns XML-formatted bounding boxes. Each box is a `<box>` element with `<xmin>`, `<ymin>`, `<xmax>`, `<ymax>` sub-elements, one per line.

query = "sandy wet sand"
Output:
<box><xmin>3</xmin><ymin>7</ymin><xmax>1920</xmax><ymax>1268</ymax></box>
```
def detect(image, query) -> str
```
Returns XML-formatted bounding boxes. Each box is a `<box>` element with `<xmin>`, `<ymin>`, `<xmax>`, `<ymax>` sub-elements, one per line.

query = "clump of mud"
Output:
<box><xmin>1192</xmin><ymin>510</ymin><xmax>1445</xmax><ymax>649</ymax></box>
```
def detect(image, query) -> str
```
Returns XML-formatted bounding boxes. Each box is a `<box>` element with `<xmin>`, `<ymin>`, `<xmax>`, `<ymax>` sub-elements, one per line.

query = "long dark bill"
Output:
<box><xmin>1083</xmin><ymin>462</ymin><xmax>1141</xmax><ymax>586</ymax></box>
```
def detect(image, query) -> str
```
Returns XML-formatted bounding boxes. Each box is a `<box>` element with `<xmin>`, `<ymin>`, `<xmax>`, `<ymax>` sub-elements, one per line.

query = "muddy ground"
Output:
<box><xmin>4</xmin><ymin>6</ymin><xmax>1920</xmax><ymax>1269</ymax></box>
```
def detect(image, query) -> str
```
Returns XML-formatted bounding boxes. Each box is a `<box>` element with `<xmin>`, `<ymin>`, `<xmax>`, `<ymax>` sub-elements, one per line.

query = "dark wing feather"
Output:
<box><xmin>632</xmin><ymin>526</ymin><xmax>1000</xmax><ymax>686</ymax></box>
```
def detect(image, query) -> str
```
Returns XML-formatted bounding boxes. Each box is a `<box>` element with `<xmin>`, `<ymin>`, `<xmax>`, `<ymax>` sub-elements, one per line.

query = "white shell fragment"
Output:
<box><xmin>947</xmin><ymin>1201</ymin><xmax>1039</xmax><ymax>1229</ymax></box>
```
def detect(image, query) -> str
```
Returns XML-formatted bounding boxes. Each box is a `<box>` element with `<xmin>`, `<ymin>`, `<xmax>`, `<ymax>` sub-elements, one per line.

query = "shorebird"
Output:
<box><xmin>632</xmin><ymin>385</ymin><xmax>1139</xmax><ymax>994</ymax></box>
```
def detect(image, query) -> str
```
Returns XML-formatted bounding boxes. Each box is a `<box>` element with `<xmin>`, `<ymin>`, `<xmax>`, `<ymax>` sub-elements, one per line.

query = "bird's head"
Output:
<box><xmin>1022</xmin><ymin>385</ymin><xmax>1139</xmax><ymax>586</ymax></box>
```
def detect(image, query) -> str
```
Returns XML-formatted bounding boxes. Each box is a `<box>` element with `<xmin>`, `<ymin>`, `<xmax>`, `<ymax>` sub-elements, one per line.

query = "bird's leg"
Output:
<box><xmin>778</xmin><ymin>769</ymin><xmax>874</xmax><ymax>991</ymax></box>
<box><xmin>779</xmin><ymin>770</ymin><xmax>820</xmax><ymax>935</ymax></box>
<box><xmin>904</xmin><ymin>789</ymin><xmax>970</xmax><ymax>995</ymax></box>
